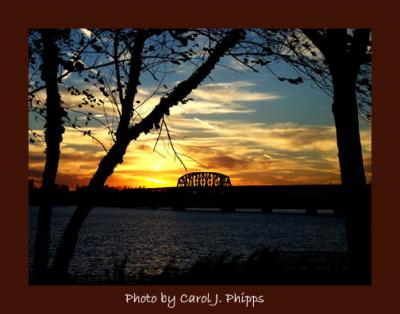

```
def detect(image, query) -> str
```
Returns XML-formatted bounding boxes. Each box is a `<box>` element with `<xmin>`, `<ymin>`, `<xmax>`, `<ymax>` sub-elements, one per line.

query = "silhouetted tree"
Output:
<box><xmin>230</xmin><ymin>29</ymin><xmax>371</xmax><ymax>281</ymax></box>
<box><xmin>31</xmin><ymin>29</ymin><xmax>67</xmax><ymax>282</ymax></box>
<box><xmin>29</xmin><ymin>29</ymin><xmax>116</xmax><ymax>282</ymax></box>
<box><xmin>302</xmin><ymin>29</ymin><xmax>371</xmax><ymax>281</ymax></box>
<box><xmin>301</xmin><ymin>29</ymin><xmax>370</xmax><ymax>187</ymax></box>
<box><xmin>51</xmin><ymin>29</ymin><xmax>244</xmax><ymax>279</ymax></box>
<box><xmin>29</xmin><ymin>29</ymin><xmax>122</xmax><ymax>148</ymax></box>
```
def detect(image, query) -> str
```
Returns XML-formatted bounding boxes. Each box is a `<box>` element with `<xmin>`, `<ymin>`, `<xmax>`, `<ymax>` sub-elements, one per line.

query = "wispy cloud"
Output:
<box><xmin>171</xmin><ymin>100</ymin><xmax>254</xmax><ymax>115</ymax></box>
<box><xmin>29</xmin><ymin>117</ymin><xmax>371</xmax><ymax>188</ymax></box>
<box><xmin>192</xmin><ymin>81</ymin><xmax>280</xmax><ymax>104</ymax></box>
<box><xmin>169</xmin><ymin>81</ymin><xmax>280</xmax><ymax>116</ymax></box>
<box><xmin>192</xmin><ymin>118</ymin><xmax>216</xmax><ymax>129</ymax></box>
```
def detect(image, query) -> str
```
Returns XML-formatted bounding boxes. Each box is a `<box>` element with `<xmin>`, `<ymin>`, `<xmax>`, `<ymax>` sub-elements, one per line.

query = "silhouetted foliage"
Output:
<box><xmin>229</xmin><ymin>29</ymin><xmax>371</xmax><ymax>122</ymax></box>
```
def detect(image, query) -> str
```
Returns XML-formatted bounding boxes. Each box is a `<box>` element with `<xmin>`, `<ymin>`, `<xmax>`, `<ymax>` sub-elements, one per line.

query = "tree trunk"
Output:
<box><xmin>32</xmin><ymin>30</ymin><xmax>65</xmax><ymax>283</ymax></box>
<box><xmin>303</xmin><ymin>29</ymin><xmax>371</xmax><ymax>282</ymax></box>
<box><xmin>302</xmin><ymin>30</ymin><xmax>369</xmax><ymax>189</ymax></box>
<box><xmin>52</xmin><ymin>138</ymin><xmax>130</xmax><ymax>279</ymax></box>
<box><xmin>331</xmin><ymin>70</ymin><xmax>366</xmax><ymax>188</ymax></box>
<box><xmin>331</xmin><ymin>65</ymin><xmax>370</xmax><ymax>283</ymax></box>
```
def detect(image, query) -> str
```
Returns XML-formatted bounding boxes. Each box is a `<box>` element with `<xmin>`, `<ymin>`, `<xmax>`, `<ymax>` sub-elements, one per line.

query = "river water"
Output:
<box><xmin>29</xmin><ymin>206</ymin><xmax>347</xmax><ymax>277</ymax></box>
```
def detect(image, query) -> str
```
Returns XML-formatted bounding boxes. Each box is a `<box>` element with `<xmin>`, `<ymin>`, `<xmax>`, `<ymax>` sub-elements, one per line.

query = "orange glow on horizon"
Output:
<box><xmin>29</xmin><ymin>115</ymin><xmax>371</xmax><ymax>191</ymax></box>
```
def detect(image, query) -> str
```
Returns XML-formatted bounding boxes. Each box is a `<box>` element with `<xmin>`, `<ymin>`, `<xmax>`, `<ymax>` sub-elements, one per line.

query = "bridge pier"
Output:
<box><xmin>221</xmin><ymin>207</ymin><xmax>235</xmax><ymax>212</ymax></box>
<box><xmin>306</xmin><ymin>207</ymin><xmax>318</xmax><ymax>215</ymax></box>
<box><xmin>333</xmin><ymin>207</ymin><xmax>345</xmax><ymax>217</ymax></box>
<box><xmin>261</xmin><ymin>207</ymin><xmax>272</xmax><ymax>213</ymax></box>
<box><xmin>172</xmin><ymin>206</ymin><xmax>186</xmax><ymax>211</ymax></box>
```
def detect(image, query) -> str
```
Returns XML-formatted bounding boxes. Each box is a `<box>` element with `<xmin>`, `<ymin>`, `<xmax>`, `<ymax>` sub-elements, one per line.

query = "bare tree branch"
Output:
<box><xmin>127</xmin><ymin>29</ymin><xmax>244</xmax><ymax>140</ymax></box>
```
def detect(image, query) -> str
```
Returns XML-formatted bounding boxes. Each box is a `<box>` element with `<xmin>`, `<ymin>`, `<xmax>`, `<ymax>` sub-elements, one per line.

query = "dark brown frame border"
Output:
<box><xmin>1</xmin><ymin>0</ymin><xmax>397</xmax><ymax>313</ymax></box>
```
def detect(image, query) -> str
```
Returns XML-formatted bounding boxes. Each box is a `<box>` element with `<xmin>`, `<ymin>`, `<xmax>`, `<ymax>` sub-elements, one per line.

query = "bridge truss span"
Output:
<box><xmin>177</xmin><ymin>172</ymin><xmax>232</xmax><ymax>188</ymax></box>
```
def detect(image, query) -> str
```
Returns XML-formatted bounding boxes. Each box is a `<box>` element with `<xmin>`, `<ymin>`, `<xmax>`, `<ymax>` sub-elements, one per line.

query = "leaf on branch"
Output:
<box><xmin>288</xmin><ymin>77</ymin><xmax>303</xmax><ymax>84</ymax></box>
<box><xmin>257</xmin><ymin>59</ymin><xmax>271</xmax><ymax>66</ymax></box>
<box><xmin>315</xmin><ymin>69</ymin><xmax>323</xmax><ymax>75</ymax></box>
<box><xmin>262</xmin><ymin>47</ymin><xmax>272</xmax><ymax>53</ymax></box>
<box><xmin>74</xmin><ymin>61</ymin><xmax>84</xmax><ymax>71</ymax></box>
<box><xmin>358</xmin><ymin>78</ymin><xmax>370</xmax><ymax>86</ymax></box>
<box><xmin>181</xmin><ymin>97</ymin><xmax>194</xmax><ymax>104</ymax></box>
<box><xmin>92</xmin><ymin>44</ymin><xmax>103</xmax><ymax>53</ymax></box>
<box><xmin>278</xmin><ymin>77</ymin><xmax>304</xmax><ymax>85</ymax></box>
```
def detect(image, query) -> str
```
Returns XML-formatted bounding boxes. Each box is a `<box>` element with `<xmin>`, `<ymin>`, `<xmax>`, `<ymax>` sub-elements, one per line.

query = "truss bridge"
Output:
<box><xmin>177</xmin><ymin>172</ymin><xmax>232</xmax><ymax>188</ymax></box>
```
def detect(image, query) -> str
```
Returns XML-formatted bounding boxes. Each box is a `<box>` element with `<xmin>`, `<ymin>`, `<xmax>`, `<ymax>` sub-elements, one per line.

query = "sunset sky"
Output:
<box><xmin>28</xmin><ymin>29</ymin><xmax>371</xmax><ymax>189</ymax></box>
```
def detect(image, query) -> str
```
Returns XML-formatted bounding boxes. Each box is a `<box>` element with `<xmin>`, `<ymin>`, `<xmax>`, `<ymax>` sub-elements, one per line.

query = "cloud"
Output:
<box><xmin>166</xmin><ymin>81</ymin><xmax>281</xmax><ymax>117</ymax></box>
<box><xmin>166</xmin><ymin>118</ymin><xmax>340</xmax><ymax>154</ymax></box>
<box><xmin>228</xmin><ymin>58</ymin><xmax>252</xmax><ymax>72</ymax></box>
<box><xmin>29</xmin><ymin>152</ymin><xmax>45</xmax><ymax>163</ymax></box>
<box><xmin>29</xmin><ymin>167</ymin><xmax>91</xmax><ymax>188</ymax></box>
<box><xmin>203</xmin><ymin>153</ymin><xmax>252</xmax><ymax>170</ymax></box>
<box><xmin>171</xmin><ymin>100</ymin><xmax>255</xmax><ymax>116</ymax></box>
<box><xmin>192</xmin><ymin>118</ymin><xmax>216</xmax><ymax>130</ymax></box>
<box><xmin>80</xmin><ymin>28</ymin><xmax>93</xmax><ymax>38</ymax></box>
<box><xmin>64</xmin><ymin>143</ymin><xmax>103</xmax><ymax>154</ymax></box>
<box><xmin>29</xmin><ymin>117</ymin><xmax>371</xmax><ymax>188</ymax></box>
<box><xmin>192</xmin><ymin>81</ymin><xmax>280</xmax><ymax>104</ymax></box>
<box><xmin>29</xmin><ymin>126</ymin><xmax>110</xmax><ymax>187</ymax></box>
